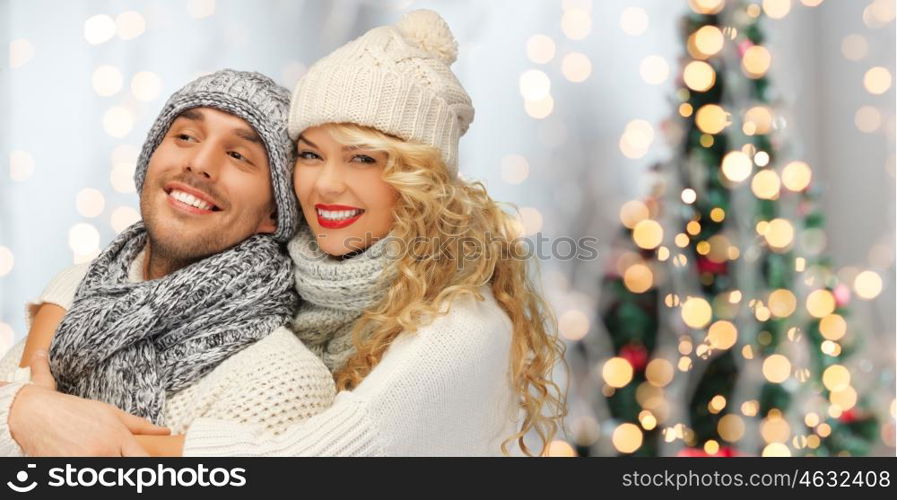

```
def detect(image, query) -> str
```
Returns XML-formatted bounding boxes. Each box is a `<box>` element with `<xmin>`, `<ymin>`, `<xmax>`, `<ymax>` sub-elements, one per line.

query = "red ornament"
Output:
<box><xmin>697</xmin><ymin>256</ymin><xmax>727</xmax><ymax>275</ymax></box>
<box><xmin>737</xmin><ymin>39</ymin><xmax>754</xmax><ymax>57</ymax></box>
<box><xmin>677</xmin><ymin>446</ymin><xmax>741</xmax><ymax>457</ymax></box>
<box><xmin>619</xmin><ymin>343</ymin><xmax>648</xmax><ymax>371</ymax></box>
<box><xmin>839</xmin><ymin>408</ymin><xmax>858</xmax><ymax>424</ymax></box>
<box><xmin>833</xmin><ymin>283</ymin><xmax>851</xmax><ymax>307</ymax></box>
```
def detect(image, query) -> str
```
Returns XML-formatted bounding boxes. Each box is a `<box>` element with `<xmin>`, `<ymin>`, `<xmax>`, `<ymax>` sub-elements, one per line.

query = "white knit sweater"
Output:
<box><xmin>1</xmin><ymin>257</ymin><xmax>523</xmax><ymax>456</ymax></box>
<box><xmin>181</xmin><ymin>287</ymin><xmax>521</xmax><ymax>456</ymax></box>
<box><xmin>0</xmin><ymin>256</ymin><xmax>336</xmax><ymax>455</ymax></box>
<box><xmin>1</xmin><ymin>285</ymin><xmax>521</xmax><ymax>456</ymax></box>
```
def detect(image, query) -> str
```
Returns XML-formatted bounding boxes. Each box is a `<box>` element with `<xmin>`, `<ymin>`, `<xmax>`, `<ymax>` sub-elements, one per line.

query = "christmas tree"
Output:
<box><xmin>589</xmin><ymin>0</ymin><xmax>880</xmax><ymax>457</ymax></box>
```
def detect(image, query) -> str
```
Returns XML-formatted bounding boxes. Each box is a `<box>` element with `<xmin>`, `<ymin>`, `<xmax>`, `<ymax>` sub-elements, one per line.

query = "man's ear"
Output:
<box><xmin>256</xmin><ymin>207</ymin><xmax>277</xmax><ymax>234</ymax></box>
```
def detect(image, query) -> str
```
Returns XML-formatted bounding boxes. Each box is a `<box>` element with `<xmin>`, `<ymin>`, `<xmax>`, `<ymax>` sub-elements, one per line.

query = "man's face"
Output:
<box><xmin>140</xmin><ymin>107</ymin><xmax>277</xmax><ymax>262</ymax></box>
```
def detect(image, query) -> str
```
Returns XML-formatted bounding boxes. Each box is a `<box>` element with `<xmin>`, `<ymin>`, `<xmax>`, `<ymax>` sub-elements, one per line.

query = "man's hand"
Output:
<box><xmin>8</xmin><ymin>351</ymin><xmax>170</xmax><ymax>456</ymax></box>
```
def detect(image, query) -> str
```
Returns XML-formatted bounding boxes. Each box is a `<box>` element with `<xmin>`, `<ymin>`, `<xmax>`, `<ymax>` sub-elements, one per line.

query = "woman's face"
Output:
<box><xmin>293</xmin><ymin>125</ymin><xmax>398</xmax><ymax>257</ymax></box>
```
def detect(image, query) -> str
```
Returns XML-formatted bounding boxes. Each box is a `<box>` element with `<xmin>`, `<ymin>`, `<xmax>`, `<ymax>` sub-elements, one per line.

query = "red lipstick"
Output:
<box><xmin>315</xmin><ymin>203</ymin><xmax>365</xmax><ymax>229</ymax></box>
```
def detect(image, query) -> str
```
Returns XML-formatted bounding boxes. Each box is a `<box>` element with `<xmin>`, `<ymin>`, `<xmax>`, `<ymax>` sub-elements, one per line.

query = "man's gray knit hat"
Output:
<box><xmin>134</xmin><ymin>69</ymin><xmax>298</xmax><ymax>242</ymax></box>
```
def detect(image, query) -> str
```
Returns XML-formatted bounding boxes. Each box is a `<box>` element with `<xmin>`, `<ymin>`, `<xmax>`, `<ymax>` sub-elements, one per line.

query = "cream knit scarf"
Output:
<box><xmin>288</xmin><ymin>227</ymin><xmax>394</xmax><ymax>373</ymax></box>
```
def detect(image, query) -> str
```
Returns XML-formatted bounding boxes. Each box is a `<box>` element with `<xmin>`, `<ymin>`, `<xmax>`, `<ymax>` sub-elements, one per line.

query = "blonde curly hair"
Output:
<box><xmin>316</xmin><ymin>123</ymin><xmax>567</xmax><ymax>456</ymax></box>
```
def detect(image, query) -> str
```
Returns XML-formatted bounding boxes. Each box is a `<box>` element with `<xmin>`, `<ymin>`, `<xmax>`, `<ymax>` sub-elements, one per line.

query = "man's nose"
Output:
<box><xmin>184</xmin><ymin>143</ymin><xmax>219</xmax><ymax>179</ymax></box>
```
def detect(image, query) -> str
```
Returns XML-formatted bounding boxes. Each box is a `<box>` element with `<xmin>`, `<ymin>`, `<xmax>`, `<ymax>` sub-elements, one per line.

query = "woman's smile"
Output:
<box><xmin>315</xmin><ymin>203</ymin><xmax>366</xmax><ymax>229</ymax></box>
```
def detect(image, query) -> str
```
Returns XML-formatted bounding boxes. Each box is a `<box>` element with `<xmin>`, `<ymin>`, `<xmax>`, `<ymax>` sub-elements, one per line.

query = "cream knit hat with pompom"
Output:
<box><xmin>288</xmin><ymin>9</ymin><xmax>474</xmax><ymax>175</ymax></box>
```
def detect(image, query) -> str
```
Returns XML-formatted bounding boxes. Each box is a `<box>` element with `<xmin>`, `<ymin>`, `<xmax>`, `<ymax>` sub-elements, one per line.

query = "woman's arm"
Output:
<box><xmin>19</xmin><ymin>304</ymin><xmax>66</xmax><ymax>368</ymax></box>
<box><xmin>180</xmin><ymin>292</ymin><xmax>513</xmax><ymax>457</ymax></box>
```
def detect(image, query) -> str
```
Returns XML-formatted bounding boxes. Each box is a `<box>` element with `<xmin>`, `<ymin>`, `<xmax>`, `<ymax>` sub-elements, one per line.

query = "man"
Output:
<box><xmin>0</xmin><ymin>69</ymin><xmax>331</xmax><ymax>456</ymax></box>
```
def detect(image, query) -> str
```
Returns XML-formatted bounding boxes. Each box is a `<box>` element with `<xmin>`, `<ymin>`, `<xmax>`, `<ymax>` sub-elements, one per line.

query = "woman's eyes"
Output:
<box><xmin>175</xmin><ymin>133</ymin><xmax>196</xmax><ymax>142</ymax></box>
<box><xmin>296</xmin><ymin>150</ymin><xmax>378</xmax><ymax>165</ymax></box>
<box><xmin>351</xmin><ymin>154</ymin><xmax>377</xmax><ymax>165</ymax></box>
<box><xmin>298</xmin><ymin>151</ymin><xmax>321</xmax><ymax>161</ymax></box>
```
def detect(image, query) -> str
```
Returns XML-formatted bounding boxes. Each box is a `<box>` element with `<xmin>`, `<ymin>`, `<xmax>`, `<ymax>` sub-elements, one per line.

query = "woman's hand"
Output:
<box><xmin>7</xmin><ymin>351</ymin><xmax>170</xmax><ymax>456</ymax></box>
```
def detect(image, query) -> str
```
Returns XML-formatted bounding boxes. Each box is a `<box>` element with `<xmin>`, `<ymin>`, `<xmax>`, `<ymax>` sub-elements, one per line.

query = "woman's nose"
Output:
<box><xmin>314</xmin><ymin>162</ymin><xmax>346</xmax><ymax>197</ymax></box>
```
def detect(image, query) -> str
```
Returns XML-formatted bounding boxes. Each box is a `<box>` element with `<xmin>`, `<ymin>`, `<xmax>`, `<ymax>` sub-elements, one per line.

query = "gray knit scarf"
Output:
<box><xmin>288</xmin><ymin>227</ymin><xmax>394</xmax><ymax>373</ymax></box>
<box><xmin>49</xmin><ymin>222</ymin><xmax>299</xmax><ymax>424</ymax></box>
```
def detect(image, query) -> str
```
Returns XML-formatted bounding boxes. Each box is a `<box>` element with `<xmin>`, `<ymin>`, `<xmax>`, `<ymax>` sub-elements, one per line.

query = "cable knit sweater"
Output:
<box><xmin>181</xmin><ymin>285</ymin><xmax>521</xmax><ymax>456</ymax></box>
<box><xmin>0</xmin><ymin>252</ymin><xmax>336</xmax><ymax>456</ymax></box>
<box><xmin>1</xmin><ymin>241</ymin><xmax>524</xmax><ymax>456</ymax></box>
<box><xmin>1</xmin><ymin>284</ymin><xmax>521</xmax><ymax>456</ymax></box>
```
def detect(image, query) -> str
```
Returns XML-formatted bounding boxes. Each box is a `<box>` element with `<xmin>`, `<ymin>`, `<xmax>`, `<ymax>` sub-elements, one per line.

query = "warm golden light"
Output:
<box><xmin>762</xmin><ymin>354</ymin><xmax>791</xmax><ymax>383</ymax></box>
<box><xmin>612</xmin><ymin>423</ymin><xmax>644</xmax><ymax>453</ymax></box>
<box><xmin>751</xmin><ymin>169</ymin><xmax>781</xmax><ymax>199</ymax></box>
<box><xmin>620</xmin><ymin>200</ymin><xmax>650</xmax><ymax>229</ymax></box>
<box><xmin>821</xmin><ymin>340</ymin><xmax>842</xmax><ymax>356</ymax></box>
<box><xmin>864</xmin><ymin>66</ymin><xmax>892</xmax><ymax>95</ymax></box>
<box><xmin>822</xmin><ymin>364</ymin><xmax>851</xmax><ymax>392</ymax></box>
<box><xmin>695</xmin><ymin>104</ymin><xmax>730</xmax><ymax>134</ymax></box>
<box><xmin>819</xmin><ymin>314</ymin><xmax>847</xmax><ymax>341</ymax></box>
<box><xmin>762</xmin><ymin>443</ymin><xmax>791</xmax><ymax>457</ymax></box>
<box><xmin>806</xmin><ymin>289</ymin><xmax>836</xmax><ymax>318</ymax></box>
<box><xmin>764</xmin><ymin>218</ymin><xmax>794</xmax><ymax>250</ymax></box>
<box><xmin>545</xmin><ymin>440</ymin><xmax>577</xmax><ymax>457</ymax></box>
<box><xmin>683</xmin><ymin>60</ymin><xmax>716</xmax><ymax>92</ymax></box>
<box><xmin>558</xmin><ymin>310</ymin><xmax>590</xmax><ymax>341</ymax></box>
<box><xmin>603</xmin><ymin>357</ymin><xmax>635</xmax><ymax>388</ymax></box>
<box><xmin>781</xmin><ymin>161</ymin><xmax>812</xmax><ymax>191</ymax></box>
<box><xmin>707</xmin><ymin>320</ymin><xmax>737</xmax><ymax>350</ymax></box>
<box><xmin>688</xmin><ymin>0</ymin><xmax>725</xmax><ymax>14</ymax></box>
<box><xmin>718</xmin><ymin>414</ymin><xmax>745</xmax><ymax>442</ymax></box>
<box><xmin>681</xmin><ymin>297</ymin><xmax>713</xmax><ymax>329</ymax></box>
<box><xmin>646</xmin><ymin>358</ymin><xmax>674</xmax><ymax>387</ymax></box>
<box><xmin>768</xmin><ymin>289</ymin><xmax>797</xmax><ymax>318</ymax></box>
<box><xmin>640</xmin><ymin>55</ymin><xmax>669</xmax><ymax>85</ymax></box>
<box><xmin>855</xmin><ymin>106</ymin><xmax>882</xmax><ymax>133</ymax></box>
<box><xmin>526</xmin><ymin>34</ymin><xmax>556</xmax><ymax>64</ymax></box>
<box><xmin>693</xmin><ymin>25</ymin><xmax>724</xmax><ymax>58</ymax></box>
<box><xmin>721</xmin><ymin>151</ymin><xmax>752</xmax><ymax>182</ymax></box>
<box><xmin>854</xmin><ymin>270</ymin><xmax>883</xmax><ymax>299</ymax></box>
<box><xmin>633</xmin><ymin>220</ymin><xmax>664</xmax><ymax>250</ymax></box>
<box><xmin>624</xmin><ymin>263</ymin><xmax>654</xmax><ymax>293</ymax></box>
<box><xmin>744</xmin><ymin>106</ymin><xmax>773</xmax><ymax>135</ymax></box>
<box><xmin>830</xmin><ymin>386</ymin><xmax>858</xmax><ymax>411</ymax></box>
<box><xmin>761</xmin><ymin>414</ymin><xmax>791</xmax><ymax>443</ymax></box>
<box><xmin>742</xmin><ymin>46</ymin><xmax>772</xmax><ymax>78</ymax></box>
<box><xmin>762</xmin><ymin>0</ymin><xmax>792</xmax><ymax>19</ymax></box>
<box><xmin>639</xmin><ymin>410</ymin><xmax>658</xmax><ymax>430</ymax></box>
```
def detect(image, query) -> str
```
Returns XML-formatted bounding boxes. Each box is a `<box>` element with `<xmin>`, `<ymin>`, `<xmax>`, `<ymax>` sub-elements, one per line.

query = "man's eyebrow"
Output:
<box><xmin>234</xmin><ymin>128</ymin><xmax>262</xmax><ymax>145</ymax></box>
<box><xmin>178</xmin><ymin>109</ymin><xmax>204</xmax><ymax>121</ymax></box>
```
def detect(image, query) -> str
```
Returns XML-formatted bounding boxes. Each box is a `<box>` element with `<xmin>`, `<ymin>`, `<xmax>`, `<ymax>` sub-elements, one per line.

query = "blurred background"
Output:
<box><xmin>0</xmin><ymin>0</ymin><xmax>894</xmax><ymax>456</ymax></box>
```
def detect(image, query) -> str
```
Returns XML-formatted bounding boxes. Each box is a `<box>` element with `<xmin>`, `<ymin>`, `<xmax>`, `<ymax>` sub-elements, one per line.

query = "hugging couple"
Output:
<box><xmin>0</xmin><ymin>10</ymin><xmax>566</xmax><ymax>457</ymax></box>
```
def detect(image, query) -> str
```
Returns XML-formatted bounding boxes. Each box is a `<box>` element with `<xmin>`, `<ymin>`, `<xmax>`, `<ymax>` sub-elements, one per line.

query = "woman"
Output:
<box><xmin>179</xmin><ymin>9</ymin><xmax>565</xmax><ymax>457</ymax></box>
<box><xmin>2</xmin><ymin>9</ymin><xmax>566</xmax><ymax>456</ymax></box>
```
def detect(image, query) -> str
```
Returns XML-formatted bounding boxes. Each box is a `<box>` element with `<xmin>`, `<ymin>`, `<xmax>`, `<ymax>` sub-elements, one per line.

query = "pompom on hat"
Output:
<box><xmin>288</xmin><ymin>10</ymin><xmax>474</xmax><ymax>175</ymax></box>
